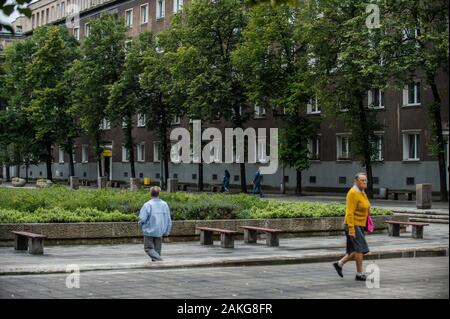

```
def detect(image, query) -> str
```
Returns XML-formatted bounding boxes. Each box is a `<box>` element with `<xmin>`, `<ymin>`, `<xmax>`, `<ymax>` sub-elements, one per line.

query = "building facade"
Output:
<box><xmin>5</xmin><ymin>0</ymin><xmax>450</xmax><ymax>193</ymax></box>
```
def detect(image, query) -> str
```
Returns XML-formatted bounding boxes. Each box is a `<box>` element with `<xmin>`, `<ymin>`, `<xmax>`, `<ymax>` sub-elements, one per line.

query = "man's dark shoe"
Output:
<box><xmin>333</xmin><ymin>262</ymin><xmax>344</xmax><ymax>278</ymax></box>
<box><xmin>355</xmin><ymin>274</ymin><xmax>367</xmax><ymax>281</ymax></box>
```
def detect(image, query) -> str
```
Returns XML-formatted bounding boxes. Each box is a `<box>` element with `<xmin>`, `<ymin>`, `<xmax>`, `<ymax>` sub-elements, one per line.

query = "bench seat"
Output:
<box><xmin>12</xmin><ymin>231</ymin><xmax>47</xmax><ymax>254</ymax></box>
<box><xmin>385</xmin><ymin>221</ymin><xmax>429</xmax><ymax>239</ymax></box>
<box><xmin>196</xmin><ymin>227</ymin><xmax>240</xmax><ymax>248</ymax></box>
<box><xmin>239</xmin><ymin>226</ymin><xmax>282</xmax><ymax>247</ymax></box>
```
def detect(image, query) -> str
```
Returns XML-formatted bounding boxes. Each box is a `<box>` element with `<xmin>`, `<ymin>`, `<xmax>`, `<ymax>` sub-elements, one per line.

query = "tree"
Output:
<box><xmin>383</xmin><ymin>0</ymin><xmax>449</xmax><ymax>201</ymax></box>
<box><xmin>0</xmin><ymin>0</ymin><xmax>32</xmax><ymax>32</ymax></box>
<box><xmin>108</xmin><ymin>32</ymin><xmax>154</xmax><ymax>179</ymax></box>
<box><xmin>162</xmin><ymin>0</ymin><xmax>250</xmax><ymax>192</ymax></box>
<box><xmin>25</xmin><ymin>26</ymin><xmax>79</xmax><ymax>180</ymax></box>
<box><xmin>300</xmin><ymin>0</ymin><xmax>389</xmax><ymax>198</ymax></box>
<box><xmin>139</xmin><ymin>35</ymin><xmax>185</xmax><ymax>190</ymax></box>
<box><xmin>233</xmin><ymin>3</ymin><xmax>319</xmax><ymax>194</ymax></box>
<box><xmin>71</xmin><ymin>14</ymin><xmax>127</xmax><ymax>178</ymax></box>
<box><xmin>0</xmin><ymin>32</ymin><xmax>45</xmax><ymax>180</ymax></box>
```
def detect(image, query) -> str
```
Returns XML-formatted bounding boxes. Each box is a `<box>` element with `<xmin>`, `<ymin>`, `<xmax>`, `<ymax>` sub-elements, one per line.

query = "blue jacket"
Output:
<box><xmin>138</xmin><ymin>198</ymin><xmax>172</xmax><ymax>237</ymax></box>
<box><xmin>253</xmin><ymin>171</ymin><xmax>262</xmax><ymax>184</ymax></box>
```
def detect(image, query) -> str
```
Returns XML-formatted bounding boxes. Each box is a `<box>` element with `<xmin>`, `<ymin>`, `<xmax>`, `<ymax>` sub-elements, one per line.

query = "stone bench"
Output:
<box><xmin>389</xmin><ymin>190</ymin><xmax>414</xmax><ymax>201</ymax></box>
<box><xmin>12</xmin><ymin>231</ymin><xmax>47</xmax><ymax>254</ymax></box>
<box><xmin>239</xmin><ymin>226</ymin><xmax>282</xmax><ymax>247</ymax></box>
<box><xmin>196</xmin><ymin>227</ymin><xmax>240</xmax><ymax>248</ymax></box>
<box><xmin>385</xmin><ymin>221</ymin><xmax>429</xmax><ymax>239</ymax></box>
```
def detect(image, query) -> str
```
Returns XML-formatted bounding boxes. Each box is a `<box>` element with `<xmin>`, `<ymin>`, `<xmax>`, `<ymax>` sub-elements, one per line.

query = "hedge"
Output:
<box><xmin>0</xmin><ymin>186</ymin><xmax>392</xmax><ymax>223</ymax></box>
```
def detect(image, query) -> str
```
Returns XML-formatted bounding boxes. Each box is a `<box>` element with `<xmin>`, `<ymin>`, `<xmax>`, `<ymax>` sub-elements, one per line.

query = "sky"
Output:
<box><xmin>0</xmin><ymin>0</ymin><xmax>38</xmax><ymax>24</ymax></box>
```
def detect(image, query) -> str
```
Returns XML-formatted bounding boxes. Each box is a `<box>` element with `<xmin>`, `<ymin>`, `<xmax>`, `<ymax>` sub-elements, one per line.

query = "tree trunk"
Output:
<box><xmin>295</xmin><ymin>169</ymin><xmax>302</xmax><ymax>195</ymax></box>
<box><xmin>357</xmin><ymin>99</ymin><xmax>374</xmax><ymax>199</ymax></box>
<box><xmin>25</xmin><ymin>163</ymin><xmax>29</xmax><ymax>183</ymax></box>
<box><xmin>240</xmin><ymin>162</ymin><xmax>247</xmax><ymax>193</ymax></box>
<box><xmin>46</xmin><ymin>143</ymin><xmax>53</xmax><ymax>181</ymax></box>
<box><xmin>95</xmin><ymin>134</ymin><xmax>102</xmax><ymax>178</ymax></box>
<box><xmin>6</xmin><ymin>165</ymin><xmax>10</xmax><ymax>182</ymax></box>
<box><xmin>125</xmin><ymin>118</ymin><xmax>136</xmax><ymax>178</ymax></box>
<box><xmin>68</xmin><ymin>146</ymin><xmax>75</xmax><ymax>178</ymax></box>
<box><xmin>16</xmin><ymin>165</ymin><xmax>20</xmax><ymax>178</ymax></box>
<box><xmin>427</xmin><ymin>73</ymin><xmax>448</xmax><ymax>202</ymax></box>
<box><xmin>198</xmin><ymin>162</ymin><xmax>204</xmax><ymax>192</ymax></box>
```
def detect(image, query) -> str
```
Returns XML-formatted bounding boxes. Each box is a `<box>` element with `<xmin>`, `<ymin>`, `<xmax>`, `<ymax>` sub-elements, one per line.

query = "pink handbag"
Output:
<box><xmin>365</xmin><ymin>213</ymin><xmax>375</xmax><ymax>233</ymax></box>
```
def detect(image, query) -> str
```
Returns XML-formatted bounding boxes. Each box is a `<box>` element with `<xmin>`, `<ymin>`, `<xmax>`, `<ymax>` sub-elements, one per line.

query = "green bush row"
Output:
<box><xmin>0</xmin><ymin>186</ymin><xmax>392</xmax><ymax>223</ymax></box>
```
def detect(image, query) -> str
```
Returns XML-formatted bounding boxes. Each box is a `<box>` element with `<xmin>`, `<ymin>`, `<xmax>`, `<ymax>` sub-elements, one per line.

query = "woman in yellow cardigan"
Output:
<box><xmin>333</xmin><ymin>172</ymin><xmax>371</xmax><ymax>281</ymax></box>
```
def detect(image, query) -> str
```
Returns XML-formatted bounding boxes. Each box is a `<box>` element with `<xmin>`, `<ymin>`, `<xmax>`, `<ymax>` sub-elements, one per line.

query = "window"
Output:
<box><xmin>403</xmin><ymin>82</ymin><xmax>421</xmax><ymax>106</ymax></box>
<box><xmin>140</xmin><ymin>4</ymin><xmax>148</xmax><ymax>24</ymax></box>
<box><xmin>73</xmin><ymin>27</ymin><xmax>79</xmax><ymax>40</ymax></box>
<box><xmin>137</xmin><ymin>114</ymin><xmax>146</xmax><ymax>127</ymax></box>
<box><xmin>368</xmin><ymin>89</ymin><xmax>385</xmax><ymax>109</ymax></box>
<box><xmin>72</xmin><ymin>148</ymin><xmax>76</xmax><ymax>163</ymax></box>
<box><xmin>36</xmin><ymin>12</ymin><xmax>40</xmax><ymax>25</ymax></box>
<box><xmin>339</xmin><ymin>176</ymin><xmax>347</xmax><ymax>184</ymax></box>
<box><xmin>337</xmin><ymin>135</ymin><xmax>351</xmax><ymax>160</ymax></box>
<box><xmin>99</xmin><ymin>118</ymin><xmax>111</xmax><ymax>130</ymax></box>
<box><xmin>403</xmin><ymin>132</ymin><xmax>420</xmax><ymax>160</ymax></box>
<box><xmin>172</xmin><ymin>115</ymin><xmax>181</xmax><ymax>125</ymax></box>
<box><xmin>59</xmin><ymin>147</ymin><xmax>65</xmax><ymax>163</ymax></box>
<box><xmin>254</xmin><ymin>104</ymin><xmax>266</xmax><ymax>118</ymax></box>
<box><xmin>192</xmin><ymin>174</ymin><xmax>197</xmax><ymax>180</ymax></box>
<box><xmin>85</xmin><ymin>23</ymin><xmax>90</xmax><ymax>37</ymax></box>
<box><xmin>82</xmin><ymin>145</ymin><xmax>89</xmax><ymax>163</ymax></box>
<box><xmin>122</xmin><ymin>146</ymin><xmax>130</xmax><ymax>162</ymax></box>
<box><xmin>61</xmin><ymin>2</ymin><xmax>65</xmax><ymax>17</ymax></box>
<box><xmin>307</xmin><ymin>136</ymin><xmax>320</xmax><ymax>160</ymax></box>
<box><xmin>371</xmin><ymin>135</ymin><xmax>384</xmax><ymax>161</ymax></box>
<box><xmin>16</xmin><ymin>25</ymin><xmax>22</xmax><ymax>33</ymax></box>
<box><xmin>32</xmin><ymin>14</ymin><xmax>35</xmax><ymax>28</ymax></box>
<box><xmin>156</xmin><ymin>0</ymin><xmax>165</xmax><ymax>19</ymax></box>
<box><xmin>307</xmin><ymin>98</ymin><xmax>320</xmax><ymax>114</ymax></box>
<box><xmin>46</xmin><ymin>8</ymin><xmax>49</xmax><ymax>23</ymax></box>
<box><xmin>406</xmin><ymin>177</ymin><xmax>415</xmax><ymax>185</ymax></box>
<box><xmin>125</xmin><ymin>9</ymin><xmax>133</xmax><ymax>27</ymax></box>
<box><xmin>309</xmin><ymin>176</ymin><xmax>316</xmax><ymax>184</ymax></box>
<box><xmin>173</xmin><ymin>0</ymin><xmax>183</xmax><ymax>13</ymax></box>
<box><xmin>153</xmin><ymin>142</ymin><xmax>160</xmax><ymax>162</ymax></box>
<box><xmin>137</xmin><ymin>143</ymin><xmax>145</xmax><ymax>162</ymax></box>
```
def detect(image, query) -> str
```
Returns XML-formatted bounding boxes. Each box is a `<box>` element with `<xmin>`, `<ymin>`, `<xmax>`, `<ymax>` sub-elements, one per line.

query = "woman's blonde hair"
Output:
<box><xmin>354</xmin><ymin>172</ymin><xmax>367</xmax><ymax>181</ymax></box>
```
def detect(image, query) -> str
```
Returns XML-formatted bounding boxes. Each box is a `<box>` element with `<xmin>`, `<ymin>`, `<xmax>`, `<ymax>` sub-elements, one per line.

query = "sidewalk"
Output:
<box><xmin>0</xmin><ymin>224</ymin><xmax>447</xmax><ymax>275</ymax></box>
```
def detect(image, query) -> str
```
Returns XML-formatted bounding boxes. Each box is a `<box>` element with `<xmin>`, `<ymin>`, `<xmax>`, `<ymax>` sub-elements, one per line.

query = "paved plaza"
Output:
<box><xmin>0</xmin><ymin>257</ymin><xmax>447</xmax><ymax>299</ymax></box>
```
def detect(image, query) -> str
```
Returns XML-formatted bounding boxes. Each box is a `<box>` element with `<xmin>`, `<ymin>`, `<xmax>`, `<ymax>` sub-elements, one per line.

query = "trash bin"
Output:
<box><xmin>416</xmin><ymin>184</ymin><xmax>432</xmax><ymax>209</ymax></box>
<box><xmin>143</xmin><ymin>177</ymin><xmax>151</xmax><ymax>185</ymax></box>
<box><xmin>379</xmin><ymin>187</ymin><xmax>388</xmax><ymax>199</ymax></box>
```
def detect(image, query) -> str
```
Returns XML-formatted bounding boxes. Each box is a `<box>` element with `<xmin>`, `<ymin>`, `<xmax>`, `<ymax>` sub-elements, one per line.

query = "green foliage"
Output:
<box><xmin>0</xmin><ymin>187</ymin><xmax>391</xmax><ymax>223</ymax></box>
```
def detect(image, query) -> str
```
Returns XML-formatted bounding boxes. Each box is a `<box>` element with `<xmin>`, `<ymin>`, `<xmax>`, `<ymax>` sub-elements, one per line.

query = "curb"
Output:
<box><xmin>0</xmin><ymin>245</ymin><xmax>447</xmax><ymax>276</ymax></box>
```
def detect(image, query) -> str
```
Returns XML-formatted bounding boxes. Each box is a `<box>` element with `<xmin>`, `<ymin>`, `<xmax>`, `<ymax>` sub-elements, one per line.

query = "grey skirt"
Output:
<box><xmin>344</xmin><ymin>224</ymin><xmax>370</xmax><ymax>255</ymax></box>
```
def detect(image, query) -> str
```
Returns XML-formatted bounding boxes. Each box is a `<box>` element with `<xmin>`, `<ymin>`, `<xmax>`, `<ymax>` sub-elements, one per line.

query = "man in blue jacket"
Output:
<box><xmin>252</xmin><ymin>169</ymin><xmax>264</xmax><ymax>198</ymax></box>
<box><xmin>138</xmin><ymin>186</ymin><xmax>172</xmax><ymax>261</ymax></box>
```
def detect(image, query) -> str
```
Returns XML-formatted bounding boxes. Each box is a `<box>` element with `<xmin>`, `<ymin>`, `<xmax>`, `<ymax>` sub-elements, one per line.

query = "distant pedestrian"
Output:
<box><xmin>138</xmin><ymin>186</ymin><xmax>172</xmax><ymax>261</ymax></box>
<box><xmin>222</xmin><ymin>170</ymin><xmax>230</xmax><ymax>193</ymax></box>
<box><xmin>333</xmin><ymin>172</ymin><xmax>371</xmax><ymax>281</ymax></box>
<box><xmin>252</xmin><ymin>169</ymin><xmax>263</xmax><ymax>198</ymax></box>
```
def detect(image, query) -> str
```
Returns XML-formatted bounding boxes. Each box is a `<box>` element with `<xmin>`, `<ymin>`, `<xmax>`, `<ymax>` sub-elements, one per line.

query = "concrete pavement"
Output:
<box><xmin>0</xmin><ymin>224</ymin><xmax>447</xmax><ymax>275</ymax></box>
<box><xmin>0</xmin><ymin>257</ymin><xmax>447</xmax><ymax>299</ymax></box>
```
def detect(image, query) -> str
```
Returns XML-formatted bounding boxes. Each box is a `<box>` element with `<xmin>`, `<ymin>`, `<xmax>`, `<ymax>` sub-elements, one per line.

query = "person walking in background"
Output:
<box><xmin>222</xmin><ymin>169</ymin><xmax>230</xmax><ymax>193</ymax></box>
<box><xmin>252</xmin><ymin>169</ymin><xmax>264</xmax><ymax>198</ymax></box>
<box><xmin>333</xmin><ymin>172</ymin><xmax>371</xmax><ymax>281</ymax></box>
<box><xmin>138</xmin><ymin>186</ymin><xmax>172</xmax><ymax>261</ymax></box>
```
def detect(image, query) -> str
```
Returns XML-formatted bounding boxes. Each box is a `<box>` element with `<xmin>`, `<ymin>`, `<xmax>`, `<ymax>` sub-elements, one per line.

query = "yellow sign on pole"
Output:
<box><xmin>102</xmin><ymin>149</ymin><xmax>112</xmax><ymax>157</ymax></box>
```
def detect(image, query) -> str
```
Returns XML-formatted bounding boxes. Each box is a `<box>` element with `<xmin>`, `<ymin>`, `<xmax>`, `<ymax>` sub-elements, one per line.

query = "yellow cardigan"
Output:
<box><xmin>344</xmin><ymin>186</ymin><xmax>370</xmax><ymax>234</ymax></box>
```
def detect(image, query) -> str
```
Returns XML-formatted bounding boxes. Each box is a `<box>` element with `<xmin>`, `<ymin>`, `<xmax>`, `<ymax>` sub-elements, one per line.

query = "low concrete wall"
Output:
<box><xmin>0</xmin><ymin>215</ymin><xmax>407</xmax><ymax>246</ymax></box>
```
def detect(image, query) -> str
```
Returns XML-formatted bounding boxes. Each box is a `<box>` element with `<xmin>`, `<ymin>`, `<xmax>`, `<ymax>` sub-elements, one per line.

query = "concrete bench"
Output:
<box><xmin>177</xmin><ymin>183</ymin><xmax>188</xmax><ymax>191</ymax></box>
<box><xmin>239</xmin><ymin>226</ymin><xmax>282</xmax><ymax>247</ymax></box>
<box><xmin>389</xmin><ymin>190</ymin><xmax>413</xmax><ymax>201</ymax></box>
<box><xmin>209</xmin><ymin>184</ymin><xmax>223</xmax><ymax>192</ymax></box>
<box><xmin>385</xmin><ymin>221</ymin><xmax>429</xmax><ymax>239</ymax></box>
<box><xmin>12</xmin><ymin>231</ymin><xmax>47</xmax><ymax>254</ymax></box>
<box><xmin>196</xmin><ymin>227</ymin><xmax>240</xmax><ymax>248</ymax></box>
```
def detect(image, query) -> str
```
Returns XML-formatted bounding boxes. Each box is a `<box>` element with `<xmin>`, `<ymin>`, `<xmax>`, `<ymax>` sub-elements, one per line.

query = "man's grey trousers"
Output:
<box><xmin>144</xmin><ymin>236</ymin><xmax>163</xmax><ymax>261</ymax></box>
